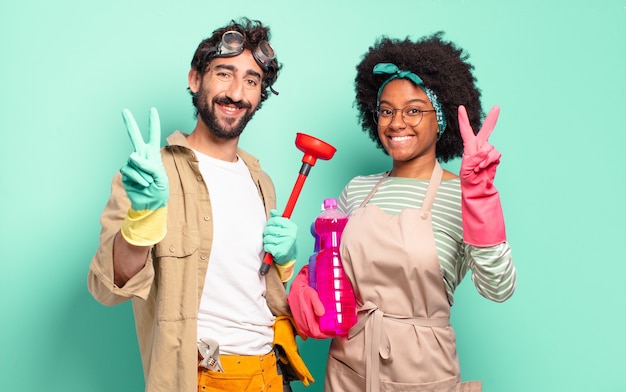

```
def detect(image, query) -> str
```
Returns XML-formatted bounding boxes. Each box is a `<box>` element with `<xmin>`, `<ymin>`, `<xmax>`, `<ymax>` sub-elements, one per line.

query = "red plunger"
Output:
<box><xmin>259</xmin><ymin>133</ymin><xmax>337</xmax><ymax>275</ymax></box>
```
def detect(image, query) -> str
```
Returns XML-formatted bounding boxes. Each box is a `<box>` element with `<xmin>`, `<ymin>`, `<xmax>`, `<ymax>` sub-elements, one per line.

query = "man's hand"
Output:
<box><xmin>263</xmin><ymin>209</ymin><xmax>297</xmax><ymax>265</ymax></box>
<box><xmin>119</xmin><ymin>108</ymin><xmax>169</xmax><ymax>246</ymax></box>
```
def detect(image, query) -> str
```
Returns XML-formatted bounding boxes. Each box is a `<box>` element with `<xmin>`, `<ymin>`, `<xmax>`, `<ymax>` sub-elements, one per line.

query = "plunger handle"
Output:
<box><xmin>259</xmin><ymin>133</ymin><xmax>336</xmax><ymax>275</ymax></box>
<box><xmin>259</xmin><ymin>163</ymin><xmax>311</xmax><ymax>275</ymax></box>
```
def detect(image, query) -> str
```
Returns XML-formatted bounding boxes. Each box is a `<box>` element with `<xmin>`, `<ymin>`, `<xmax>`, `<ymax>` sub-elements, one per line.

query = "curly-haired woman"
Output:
<box><xmin>288</xmin><ymin>32</ymin><xmax>517</xmax><ymax>392</ymax></box>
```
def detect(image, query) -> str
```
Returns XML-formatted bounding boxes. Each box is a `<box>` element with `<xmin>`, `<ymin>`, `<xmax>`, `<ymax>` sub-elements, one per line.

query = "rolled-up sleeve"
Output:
<box><xmin>87</xmin><ymin>172</ymin><xmax>155</xmax><ymax>306</ymax></box>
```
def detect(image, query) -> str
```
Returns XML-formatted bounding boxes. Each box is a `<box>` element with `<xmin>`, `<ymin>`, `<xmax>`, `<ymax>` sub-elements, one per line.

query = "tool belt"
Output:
<box><xmin>197</xmin><ymin>316</ymin><xmax>313</xmax><ymax>387</ymax></box>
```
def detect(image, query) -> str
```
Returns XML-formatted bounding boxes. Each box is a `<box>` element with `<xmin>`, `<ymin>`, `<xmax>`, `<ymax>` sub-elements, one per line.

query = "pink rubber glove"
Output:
<box><xmin>459</xmin><ymin>105</ymin><xmax>506</xmax><ymax>247</ymax></box>
<box><xmin>287</xmin><ymin>266</ymin><xmax>332</xmax><ymax>339</ymax></box>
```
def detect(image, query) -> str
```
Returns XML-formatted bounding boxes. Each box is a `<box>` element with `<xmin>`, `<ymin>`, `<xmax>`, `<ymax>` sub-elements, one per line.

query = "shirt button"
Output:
<box><xmin>203</xmin><ymin>216</ymin><xmax>210</xmax><ymax>221</ymax></box>
<box><xmin>196</xmin><ymin>175</ymin><xmax>202</xmax><ymax>181</ymax></box>
<box><xmin>169</xmin><ymin>246</ymin><xmax>176</xmax><ymax>252</ymax></box>
<box><xmin>420</xmin><ymin>212</ymin><xmax>428</xmax><ymax>220</ymax></box>
<box><xmin>200</xmin><ymin>254</ymin><xmax>207</xmax><ymax>260</ymax></box>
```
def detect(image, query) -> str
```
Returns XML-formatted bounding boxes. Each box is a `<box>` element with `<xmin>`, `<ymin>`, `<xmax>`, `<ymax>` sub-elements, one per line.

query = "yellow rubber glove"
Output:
<box><xmin>272</xmin><ymin>316</ymin><xmax>314</xmax><ymax>386</ymax></box>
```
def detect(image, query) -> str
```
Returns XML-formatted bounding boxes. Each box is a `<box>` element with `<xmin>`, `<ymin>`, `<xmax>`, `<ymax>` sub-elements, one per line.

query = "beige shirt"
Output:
<box><xmin>88</xmin><ymin>131</ymin><xmax>290</xmax><ymax>392</ymax></box>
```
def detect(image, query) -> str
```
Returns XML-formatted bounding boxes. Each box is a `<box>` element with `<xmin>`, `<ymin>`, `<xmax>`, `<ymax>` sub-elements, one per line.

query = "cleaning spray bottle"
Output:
<box><xmin>314</xmin><ymin>198</ymin><xmax>357</xmax><ymax>336</ymax></box>
<box><xmin>308</xmin><ymin>221</ymin><xmax>320</xmax><ymax>290</ymax></box>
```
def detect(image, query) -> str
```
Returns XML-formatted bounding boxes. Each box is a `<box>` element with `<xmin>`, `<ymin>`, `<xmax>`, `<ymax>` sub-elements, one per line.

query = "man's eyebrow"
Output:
<box><xmin>245</xmin><ymin>69</ymin><xmax>262</xmax><ymax>80</ymax></box>
<box><xmin>213</xmin><ymin>63</ymin><xmax>261</xmax><ymax>80</ymax></box>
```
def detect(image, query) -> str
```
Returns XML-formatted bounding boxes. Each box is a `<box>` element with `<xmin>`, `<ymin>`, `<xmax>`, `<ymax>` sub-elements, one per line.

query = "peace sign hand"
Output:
<box><xmin>457</xmin><ymin>104</ymin><xmax>506</xmax><ymax>247</ymax></box>
<box><xmin>119</xmin><ymin>108</ymin><xmax>169</xmax><ymax>212</ymax></box>
<box><xmin>458</xmin><ymin>105</ymin><xmax>502</xmax><ymax>187</ymax></box>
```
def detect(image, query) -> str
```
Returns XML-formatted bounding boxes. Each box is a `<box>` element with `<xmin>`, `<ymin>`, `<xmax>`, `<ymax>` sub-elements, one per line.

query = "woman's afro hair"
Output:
<box><xmin>354</xmin><ymin>31</ymin><xmax>483</xmax><ymax>162</ymax></box>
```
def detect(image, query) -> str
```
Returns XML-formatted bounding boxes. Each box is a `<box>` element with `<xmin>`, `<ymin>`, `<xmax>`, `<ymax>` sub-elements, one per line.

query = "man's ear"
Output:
<box><xmin>188</xmin><ymin>68</ymin><xmax>201</xmax><ymax>94</ymax></box>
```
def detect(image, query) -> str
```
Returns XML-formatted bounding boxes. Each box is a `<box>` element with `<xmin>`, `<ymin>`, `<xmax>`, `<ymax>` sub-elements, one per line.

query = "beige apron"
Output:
<box><xmin>324</xmin><ymin>162</ymin><xmax>481</xmax><ymax>392</ymax></box>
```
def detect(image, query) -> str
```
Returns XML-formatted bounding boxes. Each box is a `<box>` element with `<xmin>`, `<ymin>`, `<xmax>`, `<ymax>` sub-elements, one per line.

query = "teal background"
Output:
<box><xmin>1</xmin><ymin>0</ymin><xmax>625</xmax><ymax>391</ymax></box>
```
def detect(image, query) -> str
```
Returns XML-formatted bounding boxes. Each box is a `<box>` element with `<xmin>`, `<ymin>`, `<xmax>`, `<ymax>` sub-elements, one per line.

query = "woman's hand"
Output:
<box><xmin>458</xmin><ymin>105</ymin><xmax>506</xmax><ymax>247</ymax></box>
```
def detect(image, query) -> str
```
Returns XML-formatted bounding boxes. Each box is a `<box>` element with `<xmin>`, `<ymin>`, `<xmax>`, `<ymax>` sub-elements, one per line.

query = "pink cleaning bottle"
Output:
<box><xmin>315</xmin><ymin>198</ymin><xmax>357</xmax><ymax>337</ymax></box>
<box><xmin>308</xmin><ymin>221</ymin><xmax>320</xmax><ymax>290</ymax></box>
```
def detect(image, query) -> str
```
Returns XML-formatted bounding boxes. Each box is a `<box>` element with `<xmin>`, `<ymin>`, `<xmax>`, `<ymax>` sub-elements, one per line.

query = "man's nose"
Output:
<box><xmin>225</xmin><ymin>78</ymin><xmax>245</xmax><ymax>102</ymax></box>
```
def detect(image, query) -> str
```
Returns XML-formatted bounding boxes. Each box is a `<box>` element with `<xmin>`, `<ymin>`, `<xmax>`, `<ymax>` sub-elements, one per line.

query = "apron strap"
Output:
<box><xmin>359</xmin><ymin>172</ymin><xmax>390</xmax><ymax>208</ymax></box>
<box><xmin>421</xmin><ymin>161</ymin><xmax>443</xmax><ymax>213</ymax></box>
<box><xmin>349</xmin><ymin>301</ymin><xmax>451</xmax><ymax>392</ymax></box>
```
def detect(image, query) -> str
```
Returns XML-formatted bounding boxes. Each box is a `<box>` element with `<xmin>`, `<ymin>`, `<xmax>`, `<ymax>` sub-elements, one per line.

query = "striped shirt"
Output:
<box><xmin>338</xmin><ymin>172</ymin><xmax>516</xmax><ymax>305</ymax></box>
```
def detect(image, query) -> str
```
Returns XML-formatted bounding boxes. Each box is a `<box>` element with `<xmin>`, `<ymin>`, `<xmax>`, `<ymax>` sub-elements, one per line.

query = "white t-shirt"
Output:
<box><xmin>195</xmin><ymin>151</ymin><xmax>274</xmax><ymax>355</ymax></box>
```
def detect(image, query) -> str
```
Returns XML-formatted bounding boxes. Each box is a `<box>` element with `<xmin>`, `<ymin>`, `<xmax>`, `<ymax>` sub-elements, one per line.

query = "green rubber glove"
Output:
<box><xmin>263</xmin><ymin>209</ymin><xmax>297</xmax><ymax>265</ymax></box>
<box><xmin>119</xmin><ymin>108</ymin><xmax>169</xmax><ymax>246</ymax></box>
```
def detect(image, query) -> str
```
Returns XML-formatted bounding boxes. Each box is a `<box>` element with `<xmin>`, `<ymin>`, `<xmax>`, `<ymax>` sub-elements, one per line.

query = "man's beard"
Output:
<box><xmin>197</xmin><ymin>91</ymin><xmax>258</xmax><ymax>140</ymax></box>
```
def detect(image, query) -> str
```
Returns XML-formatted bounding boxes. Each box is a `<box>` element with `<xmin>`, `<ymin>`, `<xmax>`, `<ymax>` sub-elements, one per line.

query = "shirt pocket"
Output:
<box><xmin>153</xmin><ymin>226</ymin><xmax>201</xmax><ymax>321</ymax></box>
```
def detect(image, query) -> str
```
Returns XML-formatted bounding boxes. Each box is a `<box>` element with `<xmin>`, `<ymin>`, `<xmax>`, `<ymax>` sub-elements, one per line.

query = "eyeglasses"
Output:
<box><xmin>201</xmin><ymin>31</ymin><xmax>276</xmax><ymax>72</ymax></box>
<box><xmin>373</xmin><ymin>106</ymin><xmax>436</xmax><ymax>127</ymax></box>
